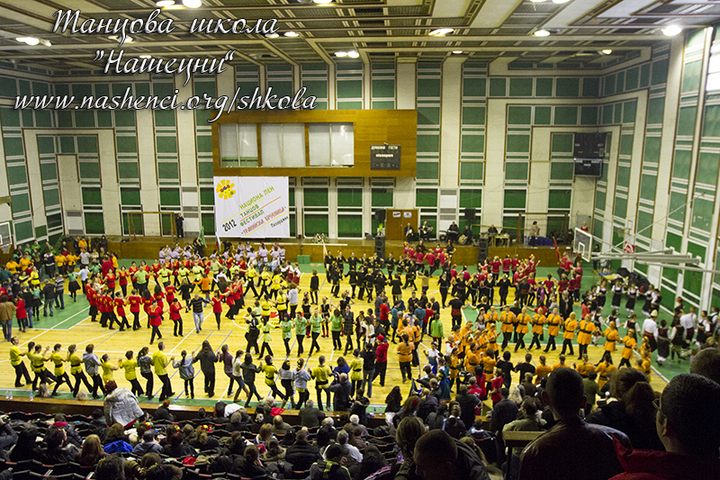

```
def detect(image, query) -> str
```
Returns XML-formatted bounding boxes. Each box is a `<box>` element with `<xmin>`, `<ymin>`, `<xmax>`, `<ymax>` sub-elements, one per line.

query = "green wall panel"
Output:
<box><xmin>460</xmin><ymin>162</ymin><xmax>483</xmax><ymax>180</ymax></box>
<box><xmin>505</xmin><ymin>162</ymin><xmax>528</xmax><ymax>180</ymax></box>
<box><xmin>504</xmin><ymin>189</ymin><xmax>526</xmax><ymax>209</ymax></box>
<box><xmin>556</xmin><ymin>77</ymin><xmax>580</xmax><ymax>97</ymax></box>
<box><xmin>416</xmin><ymin>189</ymin><xmax>437</xmax><ymax>207</ymax></box>
<box><xmin>509</xmin><ymin>78</ymin><xmax>532</xmax><ymax>97</ymax></box>
<box><xmin>304</xmin><ymin>214</ymin><xmax>329</xmax><ymax>236</ymax></box>
<box><xmin>338</xmin><ymin>188</ymin><xmax>363</xmax><ymax>207</ymax></box>
<box><xmin>459</xmin><ymin>190</ymin><xmax>482</xmax><ymax>209</ymax></box>
<box><xmin>416</xmin><ymin>162</ymin><xmax>439</xmax><ymax>179</ymax></box>
<box><xmin>554</xmin><ymin>106</ymin><xmax>578</xmax><ymax>125</ymax></box>
<box><xmin>508</xmin><ymin>106</ymin><xmax>532</xmax><ymax>125</ymax></box>
<box><xmin>304</xmin><ymin>188</ymin><xmax>329</xmax><ymax>207</ymax></box>
<box><xmin>338</xmin><ymin>215</ymin><xmax>362</xmax><ymax>238</ymax></box>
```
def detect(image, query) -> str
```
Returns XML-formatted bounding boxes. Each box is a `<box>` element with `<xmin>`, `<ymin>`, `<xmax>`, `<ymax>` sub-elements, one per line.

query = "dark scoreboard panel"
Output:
<box><xmin>370</xmin><ymin>144</ymin><xmax>401</xmax><ymax>170</ymax></box>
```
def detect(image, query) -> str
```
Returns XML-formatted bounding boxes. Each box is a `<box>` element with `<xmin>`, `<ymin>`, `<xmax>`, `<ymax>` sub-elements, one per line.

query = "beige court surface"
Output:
<box><xmin>0</xmin><ymin>269</ymin><xmax>668</xmax><ymax>409</ymax></box>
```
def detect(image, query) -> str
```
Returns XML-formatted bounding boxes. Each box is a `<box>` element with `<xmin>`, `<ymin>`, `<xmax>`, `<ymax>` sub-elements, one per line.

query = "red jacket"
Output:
<box><xmin>375</xmin><ymin>342</ymin><xmax>389</xmax><ymax>363</ymax></box>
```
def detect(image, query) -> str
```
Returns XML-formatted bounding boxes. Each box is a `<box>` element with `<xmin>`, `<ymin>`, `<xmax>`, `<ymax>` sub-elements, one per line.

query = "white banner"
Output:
<box><xmin>214</xmin><ymin>176</ymin><xmax>290</xmax><ymax>238</ymax></box>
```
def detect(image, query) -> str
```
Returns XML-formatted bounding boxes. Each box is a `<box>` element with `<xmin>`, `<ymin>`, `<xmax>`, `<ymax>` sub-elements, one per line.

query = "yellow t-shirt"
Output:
<box><xmin>5</xmin><ymin>261</ymin><xmax>18</xmax><ymax>274</ymax></box>
<box><xmin>69</xmin><ymin>353</ymin><xmax>83</xmax><ymax>375</ymax></box>
<box><xmin>262</xmin><ymin>364</ymin><xmax>278</xmax><ymax>386</ymax></box>
<box><xmin>9</xmin><ymin>346</ymin><xmax>22</xmax><ymax>367</ymax></box>
<box><xmin>152</xmin><ymin>351</ymin><xmax>168</xmax><ymax>376</ymax></box>
<box><xmin>101</xmin><ymin>361</ymin><xmax>115</xmax><ymax>383</ymax></box>
<box><xmin>50</xmin><ymin>352</ymin><xmax>65</xmax><ymax>376</ymax></box>
<box><xmin>312</xmin><ymin>365</ymin><xmax>331</xmax><ymax>386</ymax></box>
<box><xmin>120</xmin><ymin>359</ymin><xmax>138</xmax><ymax>381</ymax></box>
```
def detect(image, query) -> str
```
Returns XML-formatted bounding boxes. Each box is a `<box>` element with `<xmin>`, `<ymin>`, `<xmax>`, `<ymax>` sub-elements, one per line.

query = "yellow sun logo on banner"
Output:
<box><xmin>216</xmin><ymin>179</ymin><xmax>236</xmax><ymax>200</ymax></box>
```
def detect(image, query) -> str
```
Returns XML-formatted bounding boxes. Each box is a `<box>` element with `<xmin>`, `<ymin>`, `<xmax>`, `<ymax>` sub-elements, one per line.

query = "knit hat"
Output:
<box><xmin>377</xmin><ymin>335</ymin><xmax>385</xmax><ymax>342</ymax></box>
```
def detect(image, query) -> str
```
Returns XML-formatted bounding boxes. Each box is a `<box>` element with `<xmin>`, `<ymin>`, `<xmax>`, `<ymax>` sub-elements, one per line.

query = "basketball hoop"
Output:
<box><xmin>623</xmin><ymin>242</ymin><xmax>635</xmax><ymax>254</ymax></box>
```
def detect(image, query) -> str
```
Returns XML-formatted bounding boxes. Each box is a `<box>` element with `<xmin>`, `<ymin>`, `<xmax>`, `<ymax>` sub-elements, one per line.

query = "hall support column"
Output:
<box><xmin>439</xmin><ymin>57</ymin><xmax>463</xmax><ymax>190</ymax></box>
<box><xmin>395</xmin><ymin>60</ymin><xmax>417</xmax><ymax>211</ymax></box>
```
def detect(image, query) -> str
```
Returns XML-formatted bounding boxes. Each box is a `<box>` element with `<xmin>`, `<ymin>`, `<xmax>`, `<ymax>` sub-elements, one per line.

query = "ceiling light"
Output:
<box><xmin>347</xmin><ymin>50</ymin><xmax>359</xmax><ymax>58</ymax></box>
<box><xmin>125</xmin><ymin>36</ymin><xmax>133</xmax><ymax>43</ymax></box>
<box><xmin>552</xmin><ymin>0</ymin><xmax>570</xmax><ymax>3</ymax></box>
<box><xmin>601</xmin><ymin>49</ymin><xmax>612</xmax><ymax>55</ymax></box>
<box><xmin>284</xmin><ymin>31</ymin><xmax>299</xmax><ymax>37</ymax></box>
<box><xmin>182</xmin><ymin>0</ymin><xmax>202</xmax><ymax>7</ymax></box>
<box><xmin>530</xmin><ymin>0</ymin><xmax>547</xmax><ymax>2</ymax></box>
<box><xmin>139</xmin><ymin>55</ymin><xmax>152</xmax><ymax>59</ymax></box>
<box><xmin>16</xmin><ymin>37</ymin><xmax>40</xmax><ymax>46</ymax></box>
<box><xmin>164</xmin><ymin>3</ymin><xmax>185</xmax><ymax>9</ymax></box>
<box><xmin>429</xmin><ymin>28</ymin><xmax>453</xmax><ymax>36</ymax></box>
<box><xmin>453</xmin><ymin>50</ymin><xmax>463</xmax><ymax>54</ymax></box>
<box><xmin>108</xmin><ymin>35</ymin><xmax>118</xmax><ymax>40</ymax></box>
<box><xmin>313</xmin><ymin>0</ymin><xmax>333</xmax><ymax>4</ymax></box>
<box><xmin>334</xmin><ymin>51</ymin><xmax>348</xmax><ymax>57</ymax></box>
<box><xmin>39</xmin><ymin>39</ymin><xmax>52</xmax><ymax>47</ymax></box>
<box><xmin>662</xmin><ymin>25</ymin><xmax>682</xmax><ymax>36</ymax></box>
<box><xmin>156</xmin><ymin>0</ymin><xmax>175</xmax><ymax>6</ymax></box>
<box><xmin>266</xmin><ymin>33</ymin><xmax>279</xmax><ymax>38</ymax></box>
<box><xmin>534</xmin><ymin>29</ymin><xmax>550</xmax><ymax>37</ymax></box>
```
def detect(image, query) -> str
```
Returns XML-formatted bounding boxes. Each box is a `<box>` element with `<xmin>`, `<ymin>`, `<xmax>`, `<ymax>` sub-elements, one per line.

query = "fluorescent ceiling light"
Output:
<box><xmin>347</xmin><ymin>50</ymin><xmax>359</xmax><ymax>58</ymax></box>
<box><xmin>16</xmin><ymin>37</ymin><xmax>40</xmax><ymax>46</ymax></box>
<box><xmin>183</xmin><ymin>0</ymin><xmax>202</xmax><ymax>7</ymax></box>
<box><xmin>601</xmin><ymin>49</ymin><xmax>612</xmax><ymax>55</ymax></box>
<box><xmin>334</xmin><ymin>51</ymin><xmax>348</xmax><ymax>57</ymax></box>
<box><xmin>265</xmin><ymin>33</ymin><xmax>280</xmax><ymax>38</ymax></box>
<box><xmin>530</xmin><ymin>0</ymin><xmax>546</xmax><ymax>2</ymax></box>
<box><xmin>662</xmin><ymin>25</ymin><xmax>682</xmax><ymax>36</ymax></box>
<box><xmin>140</xmin><ymin>55</ymin><xmax>152</xmax><ymax>59</ymax></box>
<box><xmin>534</xmin><ymin>29</ymin><xmax>550</xmax><ymax>37</ymax></box>
<box><xmin>313</xmin><ymin>0</ymin><xmax>333</xmax><ymax>4</ymax></box>
<box><xmin>429</xmin><ymin>28</ymin><xmax>453</xmax><ymax>37</ymax></box>
<box><xmin>156</xmin><ymin>0</ymin><xmax>175</xmax><ymax>6</ymax></box>
<box><xmin>552</xmin><ymin>0</ymin><xmax>570</xmax><ymax>3</ymax></box>
<box><xmin>284</xmin><ymin>31</ymin><xmax>299</xmax><ymax>37</ymax></box>
<box><xmin>452</xmin><ymin>50</ymin><xmax>463</xmax><ymax>54</ymax></box>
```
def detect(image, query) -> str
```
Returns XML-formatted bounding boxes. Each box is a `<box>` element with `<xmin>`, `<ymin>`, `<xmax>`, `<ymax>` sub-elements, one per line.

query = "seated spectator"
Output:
<box><xmin>104</xmin><ymin>422</ymin><xmax>131</xmax><ymax>446</ymax></box>
<box><xmin>42</xmin><ymin>427</ymin><xmax>79</xmax><ymax>464</ymax></box>
<box><xmin>286</xmin><ymin>429</ymin><xmax>322</xmax><ymax>471</ymax></box>
<box><xmin>228</xmin><ymin>431</ymin><xmax>248</xmax><ymax>456</ymax></box>
<box><xmin>343</xmin><ymin>424</ymin><xmax>366</xmax><ymax>450</ymax></box>
<box><xmin>51</xmin><ymin>414</ymin><xmax>82</xmax><ymax>447</ymax></box>
<box><xmin>238</xmin><ymin>445</ymin><xmax>269</xmax><ymax>478</ymax></box>
<box><xmin>335</xmin><ymin>430</ymin><xmax>362</xmax><ymax>464</ymax></box>
<box><xmin>262</xmin><ymin>438</ymin><xmax>285</xmax><ymax>462</ymax></box>
<box><xmin>191</xmin><ymin>425</ymin><xmax>219</xmax><ymax>451</ymax></box>
<box><xmin>393</xmin><ymin>395</ymin><xmax>421</xmax><ymax>428</ymax></box>
<box><xmin>272</xmin><ymin>415</ymin><xmax>295</xmax><ymax>436</ymax></box>
<box><xmin>521</xmin><ymin>373</ymin><xmax>537</xmax><ymax>398</ymax></box>
<box><xmin>394</xmin><ymin>416</ymin><xmax>425</xmax><ymax>480</ymax></box>
<box><xmin>9</xmin><ymin>427</ymin><xmax>42</xmax><ymax>462</ymax></box>
<box><xmin>417</xmin><ymin>388</ymin><xmax>439</xmax><ymax>422</ymax></box>
<box><xmin>153</xmin><ymin>399</ymin><xmax>176</xmax><ymax>422</ymax></box>
<box><xmin>348</xmin><ymin>414</ymin><xmax>369</xmax><ymax>437</ymax></box>
<box><xmin>104</xmin><ymin>380</ymin><xmax>143</xmax><ymax>428</ymax></box>
<box><xmin>132</xmin><ymin>430</ymin><xmax>163</xmax><ymax>456</ymax></box>
<box><xmin>444</xmin><ymin>404</ymin><xmax>467</xmax><ymax>439</ymax></box>
<box><xmin>611</xmin><ymin>373</ymin><xmax>720</xmax><ymax>479</ymax></box>
<box><xmin>162</xmin><ymin>431</ymin><xmax>196</xmax><ymax>458</ymax></box>
<box><xmin>414</xmin><ymin>429</ymin><xmax>490</xmax><ymax>480</ymax></box>
<box><xmin>586</xmin><ymin>368</ymin><xmax>662</xmax><ymax>450</ymax></box>
<box><xmin>518</xmin><ymin>368</ymin><xmax>631</xmax><ymax>480</ymax></box>
<box><xmin>350</xmin><ymin>388</ymin><xmax>370</xmax><ymax>426</ymax></box>
<box><xmin>75</xmin><ymin>434</ymin><xmax>107</xmax><ymax>467</ymax></box>
<box><xmin>385</xmin><ymin>386</ymin><xmax>403</xmax><ymax>413</ymax></box>
<box><xmin>503</xmin><ymin>398</ymin><xmax>542</xmax><ymax>480</ymax></box>
<box><xmin>227</xmin><ymin>409</ymin><xmax>251</xmax><ymax>432</ymax></box>
<box><xmin>299</xmin><ymin>399</ymin><xmax>326</xmax><ymax>428</ymax></box>
<box><xmin>426</xmin><ymin>402</ymin><xmax>449</xmax><ymax>430</ymax></box>
<box><xmin>255</xmin><ymin>423</ymin><xmax>277</xmax><ymax>447</ymax></box>
<box><xmin>316</xmin><ymin>417</ymin><xmax>338</xmax><ymax>448</ymax></box>
<box><xmin>690</xmin><ymin>347</ymin><xmax>720</xmax><ymax>384</ymax></box>
<box><xmin>310</xmin><ymin>444</ymin><xmax>351</xmax><ymax>480</ymax></box>
<box><xmin>95</xmin><ymin>454</ymin><xmax>124</xmax><ymax>480</ymax></box>
<box><xmin>0</xmin><ymin>416</ymin><xmax>18</xmax><ymax>453</ymax></box>
<box><xmin>351</xmin><ymin>444</ymin><xmax>388</xmax><ymax>480</ymax></box>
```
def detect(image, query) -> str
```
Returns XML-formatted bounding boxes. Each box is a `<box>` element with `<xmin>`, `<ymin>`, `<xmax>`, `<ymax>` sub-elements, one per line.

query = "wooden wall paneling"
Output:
<box><xmin>212</xmin><ymin>110</ymin><xmax>417</xmax><ymax>177</ymax></box>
